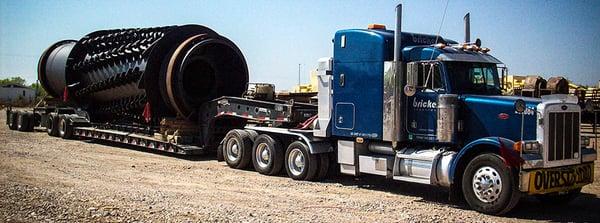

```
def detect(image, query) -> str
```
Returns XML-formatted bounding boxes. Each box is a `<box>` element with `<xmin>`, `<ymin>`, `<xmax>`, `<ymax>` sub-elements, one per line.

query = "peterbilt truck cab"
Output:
<box><xmin>320</xmin><ymin>8</ymin><xmax>596</xmax><ymax>214</ymax></box>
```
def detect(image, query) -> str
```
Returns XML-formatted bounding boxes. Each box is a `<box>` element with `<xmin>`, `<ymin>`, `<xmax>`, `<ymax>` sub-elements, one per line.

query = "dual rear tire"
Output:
<box><xmin>222</xmin><ymin>129</ymin><xmax>330</xmax><ymax>181</ymax></box>
<box><xmin>46</xmin><ymin>114</ymin><xmax>59</xmax><ymax>137</ymax></box>
<box><xmin>7</xmin><ymin>111</ymin><xmax>34</xmax><ymax>132</ymax></box>
<box><xmin>46</xmin><ymin>114</ymin><xmax>75</xmax><ymax>139</ymax></box>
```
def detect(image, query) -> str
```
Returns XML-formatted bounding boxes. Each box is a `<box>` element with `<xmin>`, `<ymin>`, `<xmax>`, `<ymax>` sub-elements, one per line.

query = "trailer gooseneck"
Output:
<box><xmin>6</xmin><ymin>4</ymin><xmax>596</xmax><ymax>215</ymax></box>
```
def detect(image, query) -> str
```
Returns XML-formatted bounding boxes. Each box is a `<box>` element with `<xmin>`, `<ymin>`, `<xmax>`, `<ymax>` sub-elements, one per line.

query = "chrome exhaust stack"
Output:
<box><xmin>464</xmin><ymin>13</ymin><xmax>470</xmax><ymax>43</ymax></box>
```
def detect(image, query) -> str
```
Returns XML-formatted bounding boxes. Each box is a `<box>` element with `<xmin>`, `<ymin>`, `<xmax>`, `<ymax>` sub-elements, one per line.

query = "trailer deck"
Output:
<box><xmin>73</xmin><ymin>127</ymin><xmax>205</xmax><ymax>155</ymax></box>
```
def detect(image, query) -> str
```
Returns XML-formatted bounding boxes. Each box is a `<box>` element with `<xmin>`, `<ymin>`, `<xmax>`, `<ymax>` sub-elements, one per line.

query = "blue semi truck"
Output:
<box><xmin>6</xmin><ymin>4</ymin><xmax>596</xmax><ymax>215</ymax></box>
<box><xmin>219</xmin><ymin>5</ymin><xmax>596</xmax><ymax>215</ymax></box>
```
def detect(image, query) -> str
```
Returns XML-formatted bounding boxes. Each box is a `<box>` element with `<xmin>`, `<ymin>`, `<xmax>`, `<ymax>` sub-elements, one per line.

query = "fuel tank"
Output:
<box><xmin>38</xmin><ymin>25</ymin><xmax>248</xmax><ymax>123</ymax></box>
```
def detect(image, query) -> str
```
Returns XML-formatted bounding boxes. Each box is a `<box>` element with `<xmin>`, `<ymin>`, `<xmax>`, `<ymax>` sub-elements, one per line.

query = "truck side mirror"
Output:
<box><xmin>405</xmin><ymin>62</ymin><xmax>419</xmax><ymax>96</ymax></box>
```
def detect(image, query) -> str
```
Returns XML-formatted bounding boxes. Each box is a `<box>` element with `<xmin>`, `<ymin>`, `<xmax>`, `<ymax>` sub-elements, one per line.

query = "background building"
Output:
<box><xmin>0</xmin><ymin>84</ymin><xmax>36</xmax><ymax>105</ymax></box>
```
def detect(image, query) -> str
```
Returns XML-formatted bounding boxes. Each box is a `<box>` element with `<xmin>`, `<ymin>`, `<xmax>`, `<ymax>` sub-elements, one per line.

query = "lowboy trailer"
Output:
<box><xmin>5</xmin><ymin>4</ymin><xmax>597</xmax><ymax>215</ymax></box>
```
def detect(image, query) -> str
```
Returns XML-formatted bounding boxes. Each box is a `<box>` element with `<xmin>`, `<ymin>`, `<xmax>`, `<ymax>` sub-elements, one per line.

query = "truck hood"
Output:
<box><xmin>460</xmin><ymin>94</ymin><xmax>542</xmax><ymax>143</ymax></box>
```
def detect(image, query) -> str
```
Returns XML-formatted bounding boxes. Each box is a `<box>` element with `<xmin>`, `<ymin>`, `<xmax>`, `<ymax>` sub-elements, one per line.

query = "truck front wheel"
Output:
<box><xmin>462</xmin><ymin>153</ymin><xmax>520</xmax><ymax>215</ymax></box>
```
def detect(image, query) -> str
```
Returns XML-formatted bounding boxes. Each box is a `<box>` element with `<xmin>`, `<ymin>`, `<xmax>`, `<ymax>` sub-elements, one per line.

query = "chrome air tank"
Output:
<box><xmin>436</xmin><ymin>94</ymin><xmax>459</xmax><ymax>143</ymax></box>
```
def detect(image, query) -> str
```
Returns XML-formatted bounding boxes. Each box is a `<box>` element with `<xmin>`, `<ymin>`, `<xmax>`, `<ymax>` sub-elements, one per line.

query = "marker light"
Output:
<box><xmin>434</xmin><ymin>43</ymin><xmax>446</xmax><ymax>49</ymax></box>
<box><xmin>514</xmin><ymin>140</ymin><xmax>542</xmax><ymax>154</ymax></box>
<box><xmin>513</xmin><ymin>141</ymin><xmax>523</xmax><ymax>152</ymax></box>
<box><xmin>368</xmin><ymin>24</ymin><xmax>386</xmax><ymax>30</ymax></box>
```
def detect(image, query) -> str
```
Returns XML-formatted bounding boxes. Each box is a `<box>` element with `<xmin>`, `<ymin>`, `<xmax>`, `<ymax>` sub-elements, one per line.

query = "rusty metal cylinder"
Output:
<box><xmin>523</xmin><ymin>75</ymin><xmax>547</xmax><ymax>90</ymax></box>
<box><xmin>38</xmin><ymin>25</ymin><xmax>248</xmax><ymax>122</ymax></box>
<box><xmin>547</xmin><ymin>76</ymin><xmax>569</xmax><ymax>94</ymax></box>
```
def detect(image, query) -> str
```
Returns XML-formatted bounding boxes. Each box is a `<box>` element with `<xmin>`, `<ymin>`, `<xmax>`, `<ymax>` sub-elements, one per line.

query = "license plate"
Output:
<box><xmin>528</xmin><ymin>163</ymin><xmax>594</xmax><ymax>194</ymax></box>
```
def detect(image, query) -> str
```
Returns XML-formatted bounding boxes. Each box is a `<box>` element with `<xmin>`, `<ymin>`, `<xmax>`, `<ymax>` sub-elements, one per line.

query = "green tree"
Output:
<box><xmin>30</xmin><ymin>82</ymin><xmax>47</xmax><ymax>97</ymax></box>
<box><xmin>0</xmin><ymin>77</ymin><xmax>26</xmax><ymax>86</ymax></box>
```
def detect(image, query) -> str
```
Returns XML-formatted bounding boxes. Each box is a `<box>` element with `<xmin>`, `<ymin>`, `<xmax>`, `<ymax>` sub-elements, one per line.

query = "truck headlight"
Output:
<box><xmin>516</xmin><ymin>140</ymin><xmax>541</xmax><ymax>154</ymax></box>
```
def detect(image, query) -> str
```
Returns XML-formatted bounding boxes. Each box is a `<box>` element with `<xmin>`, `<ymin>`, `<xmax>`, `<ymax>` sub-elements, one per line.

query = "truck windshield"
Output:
<box><xmin>445</xmin><ymin>62</ymin><xmax>501</xmax><ymax>95</ymax></box>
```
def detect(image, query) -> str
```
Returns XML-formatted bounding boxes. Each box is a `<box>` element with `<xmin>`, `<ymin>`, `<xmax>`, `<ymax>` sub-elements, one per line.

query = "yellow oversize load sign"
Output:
<box><xmin>528</xmin><ymin>163</ymin><xmax>594</xmax><ymax>194</ymax></box>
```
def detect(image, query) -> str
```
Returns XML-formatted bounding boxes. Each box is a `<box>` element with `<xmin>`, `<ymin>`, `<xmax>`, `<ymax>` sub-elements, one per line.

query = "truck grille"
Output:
<box><xmin>547</xmin><ymin>112</ymin><xmax>579</xmax><ymax>161</ymax></box>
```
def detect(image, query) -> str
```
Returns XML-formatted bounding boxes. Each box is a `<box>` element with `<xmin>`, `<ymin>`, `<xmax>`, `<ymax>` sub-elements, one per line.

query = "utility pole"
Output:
<box><xmin>298</xmin><ymin>63</ymin><xmax>301</xmax><ymax>86</ymax></box>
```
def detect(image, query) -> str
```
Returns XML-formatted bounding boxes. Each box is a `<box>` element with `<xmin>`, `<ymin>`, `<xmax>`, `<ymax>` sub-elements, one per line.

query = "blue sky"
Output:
<box><xmin>1</xmin><ymin>0</ymin><xmax>599</xmax><ymax>89</ymax></box>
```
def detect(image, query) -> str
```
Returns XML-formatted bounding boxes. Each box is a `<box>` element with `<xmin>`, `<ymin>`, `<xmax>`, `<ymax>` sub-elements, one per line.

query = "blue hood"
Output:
<box><xmin>461</xmin><ymin>95</ymin><xmax>542</xmax><ymax>144</ymax></box>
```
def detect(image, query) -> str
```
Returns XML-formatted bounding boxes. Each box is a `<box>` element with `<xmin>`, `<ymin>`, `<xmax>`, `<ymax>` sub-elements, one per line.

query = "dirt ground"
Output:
<box><xmin>1</xmin><ymin>110</ymin><xmax>599</xmax><ymax>222</ymax></box>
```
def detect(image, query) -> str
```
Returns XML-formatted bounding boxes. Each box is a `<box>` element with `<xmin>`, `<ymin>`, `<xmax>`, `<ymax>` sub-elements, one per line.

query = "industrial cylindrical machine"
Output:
<box><xmin>523</xmin><ymin>75</ymin><xmax>547</xmax><ymax>91</ymax></box>
<box><xmin>38</xmin><ymin>25</ymin><xmax>248</xmax><ymax>123</ymax></box>
<box><xmin>547</xmin><ymin>76</ymin><xmax>569</xmax><ymax>94</ymax></box>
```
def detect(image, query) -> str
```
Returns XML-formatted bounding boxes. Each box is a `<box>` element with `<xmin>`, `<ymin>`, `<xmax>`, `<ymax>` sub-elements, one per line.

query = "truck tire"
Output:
<box><xmin>285</xmin><ymin>141</ymin><xmax>318</xmax><ymax>181</ymax></box>
<box><xmin>58</xmin><ymin>115</ymin><xmax>74</xmax><ymax>139</ymax></box>
<box><xmin>315</xmin><ymin>153</ymin><xmax>330</xmax><ymax>181</ymax></box>
<box><xmin>22</xmin><ymin>113</ymin><xmax>35</xmax><ymax>131</ymax></box>
<box><xmin>5</xmin><ymin>109</ymin><xmax>10</xmax><ymax>126</ymax></box>
<box><xmin>245</xmin><ymin>130</ymin><xmax>258</xmax><ymax>141</ymax></box>
<box><xmin>216</xmin><ymin>144</ymin><xmax>225</xmax><ymax>162</ymax></box>
<box><xmin>223</xmin><ymin>129</ymin><xmax>253</xmax><ymax>169</ymax></box>
<box><xmin>252</xmin><ymin>134</ymin><xmax>284</xmax><ymax>176</ymax></box>
<box><xmin>462</xmin><ymin>153</ymin><xmax>520</xmax><ymax>215</ymax></box>
<box><xmin>27</xmin><ymin>113</ymin><xmax>36</xmax><ymax>131</ymax></box>
<box><xmin>535</xmin><ymin>188</ymin><xmax>581</xmax><ymax>204</ymax></box>
<box><xmin>8</xmin><ymin>111</ymin><xmax>18</xmax><ymax>130</ymax></box>
<box><xmin>17</xmin><ymin>112</ymin><xmax>30</xmax><ymax>132</ymax></box>
<box><xmin>46</xmin><ymin>114</ymin><xmax>59</xmax><ymax>137</ymax></box>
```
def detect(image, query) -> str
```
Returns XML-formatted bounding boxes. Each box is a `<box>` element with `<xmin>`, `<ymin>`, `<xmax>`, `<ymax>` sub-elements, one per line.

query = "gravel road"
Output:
<box><xmin>1</xmin><ymin>110</ymin><xmax>599</xmax><ymax>222</ymax></box>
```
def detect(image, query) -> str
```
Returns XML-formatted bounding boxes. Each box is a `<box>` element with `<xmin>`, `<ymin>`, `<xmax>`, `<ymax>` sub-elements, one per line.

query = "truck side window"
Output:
<box><xmin>471</xmin><ymin>68</ymin><xmax>484</xmax><ymax>84</ymax></box>
<box><xmin>421</xmin><ymin>63</ymin><xmax>444</xmax><ymax>90</ymax></box>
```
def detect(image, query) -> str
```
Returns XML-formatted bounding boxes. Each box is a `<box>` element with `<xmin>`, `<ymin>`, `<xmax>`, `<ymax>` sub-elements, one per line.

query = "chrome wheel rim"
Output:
<box><xmin>225</xmin><ymin>137</ymin><xmax>241</xmax><ymax>162</ymax></box>
<box><xmin>255</xmin><ymin>142</ymin><xmax>271</xmax><ymax>169</ymax></box>
<box><xmin>472</xmin><ymin>166</ymin><xmax>502</xmax><ymax>203</ymax></box>
<box><xmin>288</xmin><ymin>148</ymin><xmax>305</xmax><ymax>176</ymax></box>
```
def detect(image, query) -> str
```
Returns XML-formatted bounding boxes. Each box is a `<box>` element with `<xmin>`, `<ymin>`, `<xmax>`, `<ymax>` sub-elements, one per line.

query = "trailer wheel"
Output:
<box><xmin>285</xmin><ymin>141</ymin><xmax>318</xmax><ymax>181</ymax></box>
<box><xmin>252</xmin><ymin>134</ymin><xmax>284</xmax><ymax>175</ymax></box>
<box><xmin>8</xmin><ymin>111</ymin><xmax>18</xmax><ymax>130</ymax></box>
<box><xmin>17</xmin><ymin>112</ymin><xmax>30</xmax><ymax>132</ymax></box>
<box><xmin>216</xmin><ymin>144</ymin><xmax>224</xmax><ymax>162</ymax></box>
<box><xmin>58</xmin><ymin>116</ymin><xmax>74</xmax><ymax>139</ymax></box>
<box><xmin>46</xmin><ymin>114</ymin><xmax>59</xmax><ymax>137</ymax></box>
<box><xmin>315</xmin><ymin>153</ymin><xmax>330</xmax><ymax>181</ymax></box>
<box><xmin>462</xmin><ymin>153</ymin><xmax>520</xmax><ymax>215</ymax></box>
<box><xmin>5</xmin><ymin>109</ymin><xmax>11</xmax><ymax>126</ymax></box>
<box><xmin>223</xmin><ymin>129</ymin><xmax>253</xmax><ymax>169</ymax></box>
<box><xmin>23</xmin><ymin>113</ymin><xmax>35</xmax><ymax>131</ymax></box>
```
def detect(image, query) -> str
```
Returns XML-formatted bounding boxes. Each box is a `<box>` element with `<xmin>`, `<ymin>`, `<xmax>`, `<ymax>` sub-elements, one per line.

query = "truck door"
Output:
<box><xmin>406</xmin><ymin>62</ymin><xmax>446</xmax><ymax>142</ymax></box>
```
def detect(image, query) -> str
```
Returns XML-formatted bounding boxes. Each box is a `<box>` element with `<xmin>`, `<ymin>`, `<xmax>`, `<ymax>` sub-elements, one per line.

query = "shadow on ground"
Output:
<box><xmin>322</xmin><ymin>175</ymin><xmax>600</xmax><ymax>221</ymax></box>
<box><xmin>79</xmin><ymin>138</ymin><xmax>600</xmax><ymax>221</ymax></box>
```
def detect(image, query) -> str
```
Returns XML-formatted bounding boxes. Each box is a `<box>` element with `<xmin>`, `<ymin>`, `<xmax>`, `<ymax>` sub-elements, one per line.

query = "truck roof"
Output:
<box><xmin>403</xmin><ymin>45</ymin><xmax>503</xmax><ymax>64</ymax></box>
